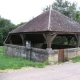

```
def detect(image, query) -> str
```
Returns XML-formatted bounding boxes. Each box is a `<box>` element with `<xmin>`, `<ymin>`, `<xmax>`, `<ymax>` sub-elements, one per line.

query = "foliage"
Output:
<box><xmin>43</xmin><ymin>0</ymin><xmax>80</xmax><ymax>23</ymax></box>
<box><xmin>72</xmin><ymin>11</ymin><xmax>80</xmax><ymax>23</ymax></box>
<box><xmin>72</xmin><ymin>56</ymin><xmax>80</xmax><ymax>63</ymax></box>
<box><xmin>0</xmin><ymin>46</ymin><xmax>48</xmax><ymax>70</ymax></box>
<box><xmin>0</xmin><ymin>16</ymin><xmax>26</xmax><ymax>46</ymax></box>
<box><xmin>52</xmin><ymin>36</ymin><xmax>67</xmax><ymax>45</ymax></box>
<box><xmin>16</xmin><ymin>22</ymin><xmax>26</xmax><ymax>28</ymax></box>
<box><xmin>52</xmin><ymin>36</ymin><xmax>76</xmax><ymax>46</ymax></box>
<box><xmin>0</xmin><ymin>17</ymin><xmax>16</xmax><ymax>45</ymax></box>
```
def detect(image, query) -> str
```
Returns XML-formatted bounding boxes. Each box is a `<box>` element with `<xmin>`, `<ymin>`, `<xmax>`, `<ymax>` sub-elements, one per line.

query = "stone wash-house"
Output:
<box><xmin>4</xmin><ymin>9</ymin><xmax>80</xmax><ymax>62</ymax></box>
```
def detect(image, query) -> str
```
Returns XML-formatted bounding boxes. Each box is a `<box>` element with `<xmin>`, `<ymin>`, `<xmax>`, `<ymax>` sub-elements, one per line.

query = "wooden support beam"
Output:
<box><xmin>74</xmin><ymin>34</ymin><xmax>78</xmax><ymax>47</ymax></box>
<box><xmin>9</xmin><ymin>35</ymin><xmax>12</xmax><ymax>44</ymax></box>
<box><xmin>74</xmin><ymin>34</ymin><xmax>80</xmax><ymax>47</ymax></box>
<box><xmin>66</xmin><ymin>36</ymin><xmax>73</xmax><ymax>45</ymax></box>
<box><xmin>43</xmin><ymin>33</ymin><xmax>57</xmax><ymax>48</ymax></box>
<box><xmin>20</xmin><ymin>34</ymin><xmax>26</xmax><ymax>46</ymax></box>
<box><xmin>76</xmin><ymin>34</ymin><xmax>80</xmax><ymax>47</ymax></box>
<box><xmin>4</xmin><ymin>34</ymin><xmax>13</xmax><ymax>44</ymax></box>
<box><xmin>10</xmin><ymin>39</ymin><xmax>12</xmax><ymax>44</ymax></box>
<box><xmin>74</xmin><ymin>34</ymin><xmax>78</xmax><ymax>40</ymax></box>
<box><xmin>8</xmin><ymin>35</ymin><xmax>12</xmax><ymax>44</ymax></box>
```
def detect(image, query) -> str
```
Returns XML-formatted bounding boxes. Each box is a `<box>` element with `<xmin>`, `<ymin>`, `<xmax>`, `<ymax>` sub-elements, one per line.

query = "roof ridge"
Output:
<box><xmin>48</xmin><ymin>9</ymin><xmax>52</xmax><ymax>31</ymax></box>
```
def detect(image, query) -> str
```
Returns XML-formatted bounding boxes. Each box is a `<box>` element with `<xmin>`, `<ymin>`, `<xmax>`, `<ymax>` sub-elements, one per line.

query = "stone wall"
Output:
<box><xmin>4</xmin><ymin>44</ymin><xmax>80</xmax><ymax>62</ymax></box>
<box><xmin>46</xmin><ymin>48</ymin><xmax>59</xmax><ymax>62</ymax></box>
<box><xmin>31</xmin><ymin>48</ymin><xmax>48</xmax><ymax>62</ymax></box>
<box><xmin>47</xmin><ymin>48</ymin><xmax>80</xmax><ymax>62</ymax></box>
<box><xmin>4</xmin><ymin>44</ymin><xmax>26</xmax><ymax>58</ymax></box>
<box><xmin>64</xmin><ymin>48</ymin><xmax>80</xmax><ymax>60</ymax></box>
<box><xmin>4</xmin><ymin>44</ymin><xmax>48</xmax><ymax>62</ymax></box>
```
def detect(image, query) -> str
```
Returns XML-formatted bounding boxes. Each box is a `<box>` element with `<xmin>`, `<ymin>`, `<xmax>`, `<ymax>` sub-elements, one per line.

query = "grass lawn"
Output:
<box><xmin>0</xmin><ymin>46</ymin><xmax>48</xmax><ymax>70</ymax></box>
<box><xmin>72</xmin><ymin>56</ymin><xmax>80</xmax><ymax>63</ymax></box>
<box><xmin>0</xmin><ymin>46</ymin><xmax>4</xmax><ymax>53</ymax></box>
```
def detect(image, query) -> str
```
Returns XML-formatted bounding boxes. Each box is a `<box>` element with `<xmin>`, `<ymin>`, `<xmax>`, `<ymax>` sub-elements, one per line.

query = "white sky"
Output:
<box><xmin>0</xmin><ymin>0</ymin><xmax>80</xmax><ymax>24</ymax></box>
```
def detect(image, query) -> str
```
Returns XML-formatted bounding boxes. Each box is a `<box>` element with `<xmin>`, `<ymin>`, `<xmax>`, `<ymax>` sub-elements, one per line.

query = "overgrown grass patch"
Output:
<box><xmin>0</xmin><ymin>46</ymin><xmax>4</xmax><ymax>53</ymax></box>
<box><xmin>0</xmin><ymin>46</ymin><xmax>49</xmax><ymax>70</ymax></box>
<box><xmin>72</xmin><ymin>56</ymin><xmax>80</xmax><ymax>63</ymax></box>
<box><xmin>0</xmin><ymin>54</ymin><xmax>48</xmax><ymax>70</ymax></box>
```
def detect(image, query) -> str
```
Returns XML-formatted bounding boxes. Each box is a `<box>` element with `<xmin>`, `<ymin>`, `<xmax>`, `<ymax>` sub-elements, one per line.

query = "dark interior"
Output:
<box><xmin>5</xmin><ymin>33</ymin><xmax>77</xmax><ymax>49</ymax></box>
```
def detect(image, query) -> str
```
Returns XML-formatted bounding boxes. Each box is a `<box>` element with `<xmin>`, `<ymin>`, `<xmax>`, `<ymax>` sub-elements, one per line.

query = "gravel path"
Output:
<box><xmin>0</xmin><ymin>62</ymin><xmax>80</xmax><ymax>80</ymax></box>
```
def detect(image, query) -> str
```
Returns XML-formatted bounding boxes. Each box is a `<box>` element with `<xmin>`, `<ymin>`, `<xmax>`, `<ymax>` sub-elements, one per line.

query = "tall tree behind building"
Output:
<box><xmin>43</xmin><ymin>0</ymin><xmax>80</xmax><ymax>21</ymax></box>
<box><xmin>0</xmin><ymin>17</ymin><xmax>16</xmax><ymax>45</ymax></box>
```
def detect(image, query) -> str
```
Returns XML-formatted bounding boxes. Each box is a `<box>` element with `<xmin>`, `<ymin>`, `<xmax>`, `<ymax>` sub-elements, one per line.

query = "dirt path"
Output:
<box><xmin>0</xmin><ymin>62</ymin><xmax>80</xmax><ymax>80</ymax></box>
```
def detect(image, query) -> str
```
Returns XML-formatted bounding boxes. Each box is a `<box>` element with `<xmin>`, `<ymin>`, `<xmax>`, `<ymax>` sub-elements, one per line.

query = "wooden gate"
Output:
<box><xmin>58</xmin><ymin>49</ymin><xmax>64</xmax><ymax>62</ymax></box>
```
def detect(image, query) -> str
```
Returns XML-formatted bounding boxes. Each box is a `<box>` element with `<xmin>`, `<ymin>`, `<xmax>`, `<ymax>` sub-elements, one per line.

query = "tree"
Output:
<box><xmin>0</xmin><ymin>31</ymin><xmax>3</xmax><ymax>45</ymax></box>
<box><xmin>0</xmin><ymin>17</ymin><xmax>26</xmax><ymax>45</ymax></box>
<box><xmin>16</xmin><ymin>22</ymin><xmax>26</xmax><ymax>28</ymax></box>
<box><xmin>72</xmin><ymin>11</ymin><xmax>80</xmax><ymax>23</ymax></box>
<box><xmin>43</xmin><ymin>0</ymin><xmax>77</xmax><ymax>19</ymax></box>
<box><xmin>0</xmin><ymin>17</ymin><xmax>16</xmax><ymax>45</ymax></box>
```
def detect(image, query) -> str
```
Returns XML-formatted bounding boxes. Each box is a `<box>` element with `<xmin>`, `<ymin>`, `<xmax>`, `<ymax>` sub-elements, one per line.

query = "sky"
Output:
<box><xmin>0</xmin><ymin>0</ymin><xmax>80</xmax><ymax>25</ymax></box>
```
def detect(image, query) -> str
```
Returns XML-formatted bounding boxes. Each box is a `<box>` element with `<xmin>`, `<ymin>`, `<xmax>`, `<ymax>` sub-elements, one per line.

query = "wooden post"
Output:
<box><xmin>78</xmin><ymin>34</ymin><xmax>80</xmax><ymax>47</ymax></box>
<box><xmin>66</xmin><ymin>36</ymin><xmax>73</xmax><ymax>45</ymax></box>
<box><xmin>43</xmin><ymin>33</ymin><xmax>57</xmax><ymax>48</ymax></box>
<box><xmin>74</xmin><ymin>34</ymin><xmax>79</xmax><ymax>47</ymax></box>
<box><xmin>9</xmin><ymin>35</ymin><xmax>12</xmax><ymax>44</ymax></box>
<box><xmin>20</xmin><ymin>34</ymin><xmax>26</xmax><ymax>46</ymax></box>
<box><xmin>10</xmin><ymin>40</ymin><xmax>12</xmax><ymax>44</ymax></box>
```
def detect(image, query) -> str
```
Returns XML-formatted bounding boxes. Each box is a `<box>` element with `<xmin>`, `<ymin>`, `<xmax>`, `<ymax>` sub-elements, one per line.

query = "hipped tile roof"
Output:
<box><xmin>10</xmin><ymin>9</ymin><xmax>80</xmax><ymax>34</ymax></box>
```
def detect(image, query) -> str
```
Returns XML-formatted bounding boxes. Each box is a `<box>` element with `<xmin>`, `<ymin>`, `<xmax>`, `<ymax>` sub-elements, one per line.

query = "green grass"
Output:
<box><xmin>72</xmin><ymin>56</ymin><xmax>80</xmax><ymax>63</ymax></box>
<box><xmin>0</xmin><ymin>46</ymin><xmax>4</xmax><ymax>53</ymax></box>
<box><xmin>0</xmin><ymin>46</ymin><xmax>49</xmax><ymax>70</ymax></box>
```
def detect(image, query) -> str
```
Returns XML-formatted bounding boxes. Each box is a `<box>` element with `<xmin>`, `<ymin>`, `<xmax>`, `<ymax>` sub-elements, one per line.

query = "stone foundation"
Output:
<box><xmin>4</xmin><ymin>44</ymin><xmax>80</xmax><ymax>62</ymax></box>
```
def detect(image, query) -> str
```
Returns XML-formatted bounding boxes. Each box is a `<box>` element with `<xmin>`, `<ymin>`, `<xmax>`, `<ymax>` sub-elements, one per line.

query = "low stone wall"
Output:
<box><xmin>48</xmin><ymin>48</ymin><xmax>80</xmax><ymax>62</ymax></box>
<box><xmin>31</xmin><ymin>48</ymin><xmax>48</xmax><ymax>62</ymax></box>
<box><xmin>64</xmin><ymin>48</ymin><xmax>80</xmax><ymax>60</ymax></box>
<box><xmin>4</xmin><ymin>44</ymin><xmax>80</xmax><ymax>62</ymax></box>
<box><xmin>46</xmin><ymin>48</ymin><xmax>59</xmax><ymax>62</ymax></box>
<box><xmin>4</xmin><ymin>44</ymin><xmax>26</xmax><ymax>58</ymax></box>
<box><xmin>4</xmin><ymin>44</ymin><xmax>48</xmax><ymax>62</ymax></box>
